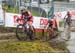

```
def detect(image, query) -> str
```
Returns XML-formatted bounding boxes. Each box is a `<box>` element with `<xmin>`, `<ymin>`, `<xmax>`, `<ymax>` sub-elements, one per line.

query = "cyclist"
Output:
<box><xmin>64</xmin><ymin>11</ymin><xmax>72</xmax><ymax>27</ymax></box>
<box><xmin>46</xmin><ymin>19</ymin><xmax>54</xmax><ymax>39</ymax></box>
<box><xmin>48</xmin><ymin>19</ymin><xmax>53</xmax><ymax>28</ymax></box>
<box><xmin>20</xmin><ymin>6</ymin><xmax>33</xmax><ymax>31</ymax></box>
<box><xmin>63</xmin><ymin>11</ymin><xmax>72</xmax><ymax>40</ymax></box>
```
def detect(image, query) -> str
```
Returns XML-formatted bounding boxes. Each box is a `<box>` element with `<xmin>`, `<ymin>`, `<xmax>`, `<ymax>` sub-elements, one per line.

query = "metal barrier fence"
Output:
<box><xmin>1</xmin><ymin>1</ymin><xmax>75</xmax><ymax>17</ymax></box>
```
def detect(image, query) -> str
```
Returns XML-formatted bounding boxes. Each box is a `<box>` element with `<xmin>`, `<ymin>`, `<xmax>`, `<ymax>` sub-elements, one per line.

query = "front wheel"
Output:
<box><xmin>16</xmin><ymin>24</ymin><xmax>27</xmax><ymax>41</ymax></box>
<box><xmin>46</xmin><ymin>27</ymin><xmax>58</xmax><ymax>40</ymax></box>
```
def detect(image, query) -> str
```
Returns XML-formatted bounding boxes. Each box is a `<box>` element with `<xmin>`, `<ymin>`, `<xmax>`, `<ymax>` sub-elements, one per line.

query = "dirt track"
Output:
<box><xmin>0</xmin><ymin>33</ymin><xmax>18</xmax><ymax>43</ymax></box>
<box><xmin>0</xmin><ymin>33</ymin><xmax>15</xmax><ymax>36</ymax></box>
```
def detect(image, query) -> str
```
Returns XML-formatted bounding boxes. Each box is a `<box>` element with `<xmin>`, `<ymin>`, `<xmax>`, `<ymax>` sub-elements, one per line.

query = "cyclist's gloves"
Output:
<box><xmin>16</xmin><ymin>18</ymin><xmax>19</xmax><ymax>22</ymax></box>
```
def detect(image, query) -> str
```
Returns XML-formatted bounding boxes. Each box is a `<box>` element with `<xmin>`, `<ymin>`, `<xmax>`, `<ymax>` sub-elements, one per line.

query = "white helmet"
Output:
<box><xmin>20</xmin><ymin>6</ymin><xmax>27</xmax><ymax>11</ymax></box>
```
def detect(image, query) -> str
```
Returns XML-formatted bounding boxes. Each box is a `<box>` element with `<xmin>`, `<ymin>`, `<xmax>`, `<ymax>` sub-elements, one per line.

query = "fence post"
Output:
<box><xmin>2</xmin><ymin>4</ymin><xmax>6</xmax><ymax>27</ymax></box>
<box><xmin>42</xmin><ymin>29</ymin><xmax>44</xmax><ymax>38</ymax></box>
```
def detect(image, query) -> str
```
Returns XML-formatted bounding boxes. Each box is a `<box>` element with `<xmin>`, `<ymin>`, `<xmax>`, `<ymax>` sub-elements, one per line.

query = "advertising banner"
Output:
<box><xmin>5</xmin><ymin>10</ymin><xmax>75</xmax><ymax>30</ymax></box>
<box><xmin>5</xmin><ymin>13</ymin><xmax>48</xmax><ymax>29</ymax></box>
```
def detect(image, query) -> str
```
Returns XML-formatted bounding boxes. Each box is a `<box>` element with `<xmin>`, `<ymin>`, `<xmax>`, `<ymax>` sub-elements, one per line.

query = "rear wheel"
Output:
<box><xmin>16</xmin><ymin>24</ymin><xmax>27</xmax><ymax>41</ymax></box>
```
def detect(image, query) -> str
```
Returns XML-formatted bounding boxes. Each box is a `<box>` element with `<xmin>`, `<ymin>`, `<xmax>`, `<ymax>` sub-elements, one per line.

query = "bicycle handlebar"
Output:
<box><xmin>16</xmin><ymin>18</ymin><xmax>24</xmax><ymax>22</ymax></box>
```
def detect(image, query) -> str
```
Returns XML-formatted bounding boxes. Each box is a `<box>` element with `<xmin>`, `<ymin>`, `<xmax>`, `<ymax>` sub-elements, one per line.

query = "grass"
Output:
<box><xmin>7</xmin><ymin>7</ymin><xmax>19</xmax><ymax>13</ymax></box>
<box><xmin>0</xmin><ymin>41</ymin><xmax>69</xmax><ymax>53</ymax></box>
<box><xmin>31</xmin><ymin>10</ymin><xmax>40</xmax><ymax>17</ymax></box>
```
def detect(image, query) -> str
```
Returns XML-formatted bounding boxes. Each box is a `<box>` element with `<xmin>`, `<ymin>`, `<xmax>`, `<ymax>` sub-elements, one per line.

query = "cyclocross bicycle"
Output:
<box><xmin>16</xmin><ymin>18</ymin><xmax>35</xmax><ymax>41</ymax></box>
